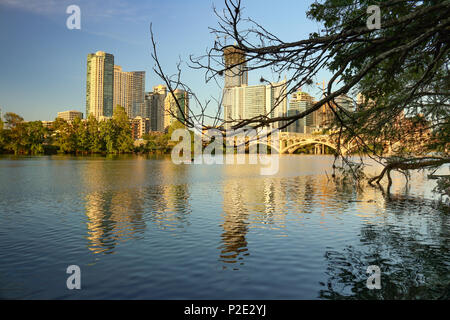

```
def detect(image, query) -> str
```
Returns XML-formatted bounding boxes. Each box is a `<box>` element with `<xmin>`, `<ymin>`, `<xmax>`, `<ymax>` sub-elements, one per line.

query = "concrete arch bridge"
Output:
<box><xmin>246</xmin><ymin>132</ymin><xmax>352</xmax><ymax>155</ymax></box>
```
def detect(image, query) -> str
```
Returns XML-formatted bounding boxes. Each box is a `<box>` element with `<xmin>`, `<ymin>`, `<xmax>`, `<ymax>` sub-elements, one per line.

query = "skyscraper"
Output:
<box><xmin>288</xmin><ymin>90</ymin><xmax>315</xmax><ymax>133</ymax></box>
<box><xmin>113</xmin><ymin>66</ymin><xmax>145</xmax><ymax>118</ymax></box>
<box><xmin>113</xmin><ymin>65</ymin><xmax>129</xmax><ymax>115</ymax></box>
<box><xmin>86</xmin><ymin>51</ymin><xmax>114</xmax><ymax>120</ymax></box>
<box><xmin>145</xmin><ymin>85</ymin><xmax>167</xmax><ymax>132</ymax></box>
<box><xmin>164</xmin><ymin>89</ymin><xmax>189</xmax><ymax>129</ymax></box>
<box><xmin>223</xmin><ymin>46</ymin><xmax>248</xmax><ymax>130</ymax></box>
<box><xmin>144</xmin><ymin>92</ymin><xmax>153</xmax><ymax>120</ymax></box>
<box><xmin>223</xmin><ymin>46</ymin><xmax>248</xmax><ymax>89</ymax></box>
<box><xmin>314</xmin><ymin>93</ymin><xmax>354</xmax><ymax>129</ymax></box>
<box><xmin>130</xmin><ymin>71</ymin><xmax>145</xmax><ymax>118</ymax></box>
<box><xmin>265</xmin><ymin>81</ymin><xmax>288</xmax><ymax>131</ymax></box>
<box><xmin>222</xmin><ymin>46</ymin><xmax>287</xmax><ymax>131</ymax></box>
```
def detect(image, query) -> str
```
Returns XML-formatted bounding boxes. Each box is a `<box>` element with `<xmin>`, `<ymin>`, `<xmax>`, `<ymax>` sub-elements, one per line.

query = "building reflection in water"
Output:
<box><xmin>83</xmin><ymin>157</ymin><xmax>148</xmax><ymax>254</ymax></box>
<box><xmin>219</xmin><ymin>165</ymin><xmax>359</xmax><ymax>270</ymax></box>
<box><xmin>219</xmin><ymin>165</ymin><xmax>290</xmax><ymax>269</ymax></box>
<box><xmin>220</xmin><ymin>179</ymin><xmax>250</xmax><ymax>268</ymax></box>
<box><xmin>81</xmin><ymin>155</ymin><xmax>426</xmax><ymax>269</ymax></box>
<box><xmin>147</xmin><ymin>159</ymin><xmax>191</xmax><ymax>230</ymax></box>
<box><xmin>82</xmin><ymin>156</ymin><xmax>191</xmax><ymax>254</ymax></box>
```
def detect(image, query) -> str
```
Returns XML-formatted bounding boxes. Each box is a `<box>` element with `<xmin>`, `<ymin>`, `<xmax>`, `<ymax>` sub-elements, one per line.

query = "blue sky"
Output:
<box><xmin>0</xmin><ymin>0</ymin><xmax>327</xmax><ymax>121</ymax></box>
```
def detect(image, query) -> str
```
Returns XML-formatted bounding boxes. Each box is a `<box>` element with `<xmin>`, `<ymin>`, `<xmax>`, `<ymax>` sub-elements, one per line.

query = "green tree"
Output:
<box><xmin>52</xmin><ymin>117</ymin><xmax>75</xmax><ymax>153</ymax></box>
<box><xmin>143</xmin><ymin>132</ymin><xmax>170</xmax><ymax>152</ymax></box>
<box><xmin>72</xmin><ymin>117</ymin><xmax>89</xmax><ymax>153</ymax></box>
<box><xmin>86</xmin><ymin>114</ymin><xmax>104</xmax><ymax>152</ymax></box>
<box><xmin>3</xmin><ymin>112</ymin><xmax>26</xmax><ymax>154</ymax></box>
<box><xmin>304</xmin><ymin>0</ymin><xmax>449</xmax><ymax>189</ymax></box>
<box><xmin>102</xmin><ymin>119</ymin><xmax>118</xmax><ymax>153</ymax></box>
<box><xmin>0</xmin><ymin>117</ymin><xmax>5</xmax><ymax>152</ymax></box>
<box><xmin>24</xmin><ymin>121</ymin><xmax>46</xmax><ymax>154</ymax></box>
<box><xmin>52</xmin><ymin>117</ymin><xmax>68</xmax><ymax>132</ymax></box>
<box><xmin>4</xmin><ymin>112</ymin><xmax>24</xmax><ymax>129</ymax></box>
<box><xmin>112</xmin><ymin>106</ymin><xmax>134</xmax><ymax>153</ymax></box>
<box><xmin>0</xmin><ymin>113</ymin><xmax>47</xmax><ymax>154</ymax></box>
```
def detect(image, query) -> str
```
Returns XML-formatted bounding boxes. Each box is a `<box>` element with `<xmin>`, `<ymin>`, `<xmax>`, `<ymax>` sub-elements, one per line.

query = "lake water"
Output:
<box><xmin>0</xmin><ymin>155</ymin><xmax>448</xmax><ymax>299</ymax></box>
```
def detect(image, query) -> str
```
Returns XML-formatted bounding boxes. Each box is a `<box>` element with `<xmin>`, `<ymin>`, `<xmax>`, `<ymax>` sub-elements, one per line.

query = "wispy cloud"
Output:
<box><xmin>0</xmin><ymin>0</ymin><xmax>158</xmax><ymax>44</ymax></box>
<box><xmin>0</xmin><ymin>0</ymin><xmax>64</xmax><ymax>15</ymax></box>
<box><xmin>0</xmin><ymin>0</ymin><xmax>158</xmax><ymax>21</ymax></box>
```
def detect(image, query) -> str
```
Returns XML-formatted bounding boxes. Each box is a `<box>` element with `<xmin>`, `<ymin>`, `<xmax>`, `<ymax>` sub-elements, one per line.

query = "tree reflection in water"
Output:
<box><xmin>320</xmin><ymin>196</ymin><xmax>449</xmax><ymax>299</ymax></box>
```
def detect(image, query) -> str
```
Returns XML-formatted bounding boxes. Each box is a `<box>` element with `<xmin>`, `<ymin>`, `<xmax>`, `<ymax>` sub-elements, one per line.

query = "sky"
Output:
<box><xmin>0</xmin><ymin>0</ymin><xmax>328</xmax><ymax>121</ymax></box>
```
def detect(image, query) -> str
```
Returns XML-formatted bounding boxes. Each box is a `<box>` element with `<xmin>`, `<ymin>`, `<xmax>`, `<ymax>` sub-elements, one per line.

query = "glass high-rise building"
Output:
<box><xmin>266</xmin><ymin>81</ymin><xmax>288</xmax><ymax>131</ymax></box>
<box><xmin>86</xmin><ymin>51</ymin><xmax>114</xmax><ymax>120</ymax></box>
<box><xmin>130</xmin><ymin>71</ymin><xmax>145</xmax><ymax>118</ymax></box>
<box><xmin>145</xmin><ymin>85</ymin><xmax>167</xmax><ymax>132</ymax></box>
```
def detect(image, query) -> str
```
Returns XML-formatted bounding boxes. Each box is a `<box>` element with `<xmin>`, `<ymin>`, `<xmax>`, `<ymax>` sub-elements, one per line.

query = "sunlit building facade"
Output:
<box><xmin>113</xmin><ymin>65</ymin><xmax>129</xmax><ymax>115</ymax></box>
<box><xmin>130</xmin><ymin>116</ymin><xmax>151</xmax><ymax>140</ymax></box>
<box><xmin>86</xmin><ymin>51</ymin><xmax>114</xmax><ymax>120</ymax></box>
<box><xmin>223</xmin><ymin>81</ymin><xmax>288</xmax><ymax>131</ymax></box>
<box><xmin>113</xmin><ymin>66</ymin><xmax>145</xmax><ymax>119</ymax></box>
<box><xmin>57</xmin><ymin>110</ymin><xmax>83</xmax><ymax>122</ymax></box>
<box><xmin>287</xmin><ymin>90</ymin><xmax>315</xmax><ymax>133</ymax></box>
<box><xmin>164</xmin><ymin>89</ymin><xmax>189</xmax><ymax>129</ymax></box>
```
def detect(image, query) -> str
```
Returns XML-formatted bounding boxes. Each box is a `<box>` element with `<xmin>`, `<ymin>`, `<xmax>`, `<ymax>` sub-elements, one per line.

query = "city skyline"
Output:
<box><xmin>0</xmin><ymin>0</ymin><xmax>327</xmax><ymax>122</ymax></box>
<box><xmin>4</xmin><ymin>45</ymin><xmax>352</xmax><ymax>136</ymax></box>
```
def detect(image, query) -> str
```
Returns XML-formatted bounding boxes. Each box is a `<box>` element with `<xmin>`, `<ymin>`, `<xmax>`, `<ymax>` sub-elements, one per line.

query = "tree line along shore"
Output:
<box><xmin>0</xmin><ymin>106</ymin><xmax>177</xmax><ymax>155</ymax></box>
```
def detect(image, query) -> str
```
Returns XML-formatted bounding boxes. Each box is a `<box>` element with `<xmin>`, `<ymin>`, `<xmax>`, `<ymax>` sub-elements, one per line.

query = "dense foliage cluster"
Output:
<box><xmin>0</xmin><ymin>106</ymin><xmax>183</xmax><ymax>155</ymax></box>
